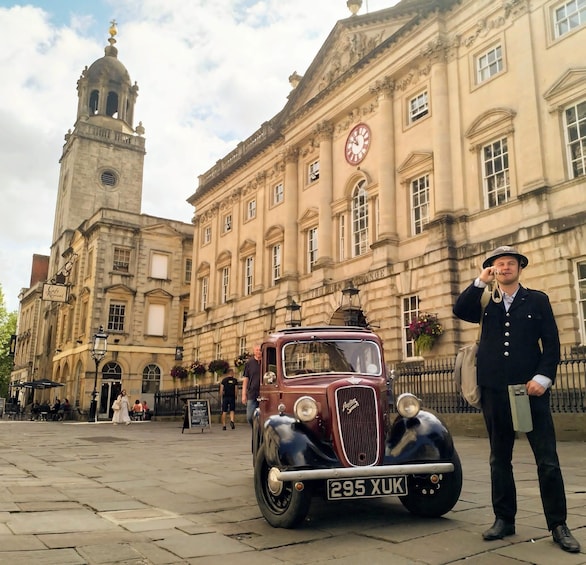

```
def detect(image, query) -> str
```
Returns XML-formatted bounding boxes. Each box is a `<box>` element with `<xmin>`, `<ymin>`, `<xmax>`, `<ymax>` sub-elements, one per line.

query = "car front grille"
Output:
<box><xmin>334</xmin><ymin>385</ymin><xmax>380</xmax><ymax>466</ymax></box>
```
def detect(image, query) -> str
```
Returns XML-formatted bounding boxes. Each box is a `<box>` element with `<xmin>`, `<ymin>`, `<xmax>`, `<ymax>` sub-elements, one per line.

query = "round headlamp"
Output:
<box><xmin>396</xmin><ymin>393</ymin><xmax>421</xmax><ymax>418</ymax></box>
<box><xmin>294</xmin><ymin>396</ymin><xmax>318</xmax><ymax>422</ymax></box>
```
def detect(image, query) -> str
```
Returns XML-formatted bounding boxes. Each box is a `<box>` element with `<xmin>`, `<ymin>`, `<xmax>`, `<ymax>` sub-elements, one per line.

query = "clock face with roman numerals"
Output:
<box><xmin>345</xmin><ymin>123</ymin><xmax>371</xmax><ymax>165</ymax></box>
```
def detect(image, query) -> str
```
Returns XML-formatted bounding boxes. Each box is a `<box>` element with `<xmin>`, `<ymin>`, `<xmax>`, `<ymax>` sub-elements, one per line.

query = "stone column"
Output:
<box><xmin>430</xmin><ymin>53</ymin><xmax>453</xmax><ymax>214</ymax></box>
<box><xmin>370</xmin><ymin>77</ymin><xmax>398</xmax><ymax>266</ymax></box>
<box><xmin>283</xmin><ymin>146</ymin><xmax>299</xmax><ymax>278</ymax></box>
<box><xmin>315</xmin><ymin>121</ymin><xmax>334</xmax><ymax>269</ymax></box>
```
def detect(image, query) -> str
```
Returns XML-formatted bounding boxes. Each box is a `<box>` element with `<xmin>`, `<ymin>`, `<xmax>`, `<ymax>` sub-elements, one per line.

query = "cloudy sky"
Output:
<box><xmin>0</xmin><ymin>0</ymin><xmax>397</xmax><ymax>313</ymax></box>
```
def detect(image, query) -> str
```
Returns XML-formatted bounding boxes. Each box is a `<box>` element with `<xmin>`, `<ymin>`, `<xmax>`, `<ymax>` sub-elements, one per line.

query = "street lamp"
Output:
<box><xmin>88</xmin><ymin>326</ymin><xmax>108</xmax><ymax>422</ymax></box>
<box><xmin>341</xmin><ymin>282</ymin><xmax>364</xmax><ymax>327</ymax></box>
<box><xmin>285</xmin><ymin>299</ymin><xmax>302</xmax><ymax>327</ymax></box>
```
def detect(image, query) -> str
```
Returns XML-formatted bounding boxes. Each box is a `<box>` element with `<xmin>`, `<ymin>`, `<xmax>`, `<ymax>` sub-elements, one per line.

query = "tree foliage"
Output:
<box><xmin>0</xmin><ymin>285</ymin><xmax>17</xmax><ymax>398</ymax></box>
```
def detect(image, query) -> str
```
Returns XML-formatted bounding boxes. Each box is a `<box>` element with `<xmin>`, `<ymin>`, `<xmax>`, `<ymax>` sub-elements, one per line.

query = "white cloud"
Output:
<box><xmin>0</xmin><ymin>0</ymin><xmax>395</xmax><ymax>311</ymax></box>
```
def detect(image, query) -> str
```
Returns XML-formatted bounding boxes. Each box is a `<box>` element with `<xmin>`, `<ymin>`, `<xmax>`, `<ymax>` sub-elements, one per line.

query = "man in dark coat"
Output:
<box><xmin>453</xmin><ymin>246</ymin><xmax>580</xmax><ymax>553</ymax></box>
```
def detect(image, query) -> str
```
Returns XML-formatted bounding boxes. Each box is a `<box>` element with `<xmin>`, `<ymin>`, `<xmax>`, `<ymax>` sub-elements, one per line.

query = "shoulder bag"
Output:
<box><xmin>454</xmin><ymin>288</ymin><xmax>490</xmax><ymax>409</ymax></box>
<box><xmin>112</xmin><ymin>398</ymin><xmax>121</xmax><ymax>411</ymax></box>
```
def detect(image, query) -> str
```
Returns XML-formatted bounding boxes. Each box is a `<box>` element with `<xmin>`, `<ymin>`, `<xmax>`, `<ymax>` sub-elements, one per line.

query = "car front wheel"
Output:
<box><xmin>253</xmin><ymin>444</ymin><xmax>312</xmax><ymax>528</ymax></box>
<box><xmin>399</xmin><ymin>451</ymin><xmax>463</xmax><ymax>518</ymax></box>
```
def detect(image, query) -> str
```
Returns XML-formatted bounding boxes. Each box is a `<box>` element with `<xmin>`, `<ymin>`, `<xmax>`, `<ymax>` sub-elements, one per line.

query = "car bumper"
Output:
<box><xmin>275</xmin><ymin>461</ymin><xmax>454</xmax><ymax>482</ymax></box>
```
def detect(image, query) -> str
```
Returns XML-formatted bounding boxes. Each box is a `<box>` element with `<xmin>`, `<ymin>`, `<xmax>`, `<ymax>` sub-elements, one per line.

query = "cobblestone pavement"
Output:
<box><xmin>0</xmin><ymin>418</ymin><xmax>585</xmax><ymax>564</ymax></box>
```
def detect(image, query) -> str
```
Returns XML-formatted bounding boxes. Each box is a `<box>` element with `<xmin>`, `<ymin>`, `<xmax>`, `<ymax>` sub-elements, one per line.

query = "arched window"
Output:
<box><xmin>106</xmin><ymin>91</ymin><xmax>119</xmax><ymax>117</ymax></box>
<box><xmin>352</xmin><ymin>180</ymin><xmax>369</xmax><ymax>257</ymax></box>
<box><xmin>102</xmin><ymin>362</ymin><xmax>122</xmax><ymax>380</ymax></box>
<box><xmin>142</xmin><ymin>364</ymin><xmax>161</xmax><ymax>394</ymax></box>
<box><xmin>89</xmin><ymin>90</ymin><xmax>99</xmax><ymax>114</ymax></box>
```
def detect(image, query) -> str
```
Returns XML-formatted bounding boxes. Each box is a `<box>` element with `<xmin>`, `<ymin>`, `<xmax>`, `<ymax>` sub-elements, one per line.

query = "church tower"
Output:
<box><xmin>50</xmin><ymin>22</ymin><xmax>146</xmax><ymax>277</ymax></box>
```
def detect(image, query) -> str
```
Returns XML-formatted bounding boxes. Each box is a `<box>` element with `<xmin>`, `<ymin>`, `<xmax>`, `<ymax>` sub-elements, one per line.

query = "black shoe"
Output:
<box><xmin>482</xmin><ymin>519</ymin><xmax>515</xmax><ymax>540</ymax></box>
<box><xmin>552</xmin><ymin>524</ymin><xmax>580</xmax><ymax>553</ymax></box>
<box><xmin>222</xmin><ymin>426</ymin><xmax>226</xmax><ymax>430</ymax></box>
<box><xmin>230</xmin><ymin>421</ymin><xmax>235</xmax><ymax>429</ymax></box>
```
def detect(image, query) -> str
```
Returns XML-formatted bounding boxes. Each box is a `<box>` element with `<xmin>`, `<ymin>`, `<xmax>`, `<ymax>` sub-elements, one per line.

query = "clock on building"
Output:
<box><xmin>345</xmin><ymin>123</ymin><xmax>371</xmax><ymax>165</ymax></box>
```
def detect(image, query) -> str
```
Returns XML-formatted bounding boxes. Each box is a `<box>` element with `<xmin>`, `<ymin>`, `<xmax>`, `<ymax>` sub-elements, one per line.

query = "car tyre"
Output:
<box><xmin>254</xmin><ymin>443</ymin><xmax>312</xmax><ymax>528</ymax></box>
<box><xmin>399</xmin><ymin>451</ymin><xmax>463</xmax><ymax>518</ymax></box>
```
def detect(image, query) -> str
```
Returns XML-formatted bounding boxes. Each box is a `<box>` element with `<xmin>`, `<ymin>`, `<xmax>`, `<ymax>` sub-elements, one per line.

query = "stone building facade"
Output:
<box><xmin>184</xmin><ymin>0</ymin><xmax>586</xmax><ymax>372</ymax></box>
<box><xmin>11</xmin><ymin>27</ymin><xmax>193</xmax><ymax>415</ymax></box>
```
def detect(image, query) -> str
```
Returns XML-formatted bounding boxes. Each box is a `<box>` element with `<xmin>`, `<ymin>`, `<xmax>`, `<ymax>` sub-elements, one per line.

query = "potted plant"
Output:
<box><xmin>170</xmin><ymin>365</ymin><xmax>189</xmax><ymax>380</ymax></box>
<box><xmin>209</xmin><ymin>359</ymin><xmax>230</xmax><ymax>382</ymax></box>
<box><xmin>234</xmin><ymin>352</ymin><xmax>250</xmax><ymax>374</ymax></box>
<box><xmin>189</xmin><ymin>361</ymin><xmax>207</xmax><ymax>376</ymax></box>
<box><xmin>408</xmin><ymin>312</ymin><xmax>443</xmax><ymax>356</ymax></box>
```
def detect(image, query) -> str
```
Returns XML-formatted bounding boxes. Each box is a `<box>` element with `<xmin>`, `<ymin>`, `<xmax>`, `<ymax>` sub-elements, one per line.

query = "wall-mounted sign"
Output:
<box><xmin>42</xmin><ymin>283</ymin><xmax>68</xmax><ymax>303</ymax></box>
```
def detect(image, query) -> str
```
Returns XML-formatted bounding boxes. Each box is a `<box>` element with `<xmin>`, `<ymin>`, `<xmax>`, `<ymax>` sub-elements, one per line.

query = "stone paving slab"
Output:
<box><xmin>0</xmin><ymin>420</ymin><xmax>584</xmax><ymax>564</ymax></box>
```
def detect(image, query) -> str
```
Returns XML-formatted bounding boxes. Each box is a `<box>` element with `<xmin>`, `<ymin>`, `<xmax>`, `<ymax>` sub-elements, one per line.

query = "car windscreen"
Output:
<box><xmin>282</xmin><ymin>339</ymin><xmax>382</xmax><ymax>378</ymax></box>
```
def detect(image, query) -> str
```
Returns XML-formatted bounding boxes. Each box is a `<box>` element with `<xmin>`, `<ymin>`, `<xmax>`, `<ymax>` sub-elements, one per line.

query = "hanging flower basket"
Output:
<box><xmin>408</xmin><ymin>312</ymin><xmax>443</xmax><ymax>355</ymax></box>
<box><xmin>189</xmin><ymin>361</ymin><xmax>207</xmax><ymax>377</ymax></box>
<box><xmin>234</xmin><ymin>352</ymin><xmax>250</xmax><ymax>373</ymax></box>
<box><xmin>170</xmin><ymin>365</ymin><xmax>189</xmax><ymax>380</ymax></box>
<box><xmin>209</xmin><ymin>359</ymin><xmax>230</xmax><ymax>375</ymax></box>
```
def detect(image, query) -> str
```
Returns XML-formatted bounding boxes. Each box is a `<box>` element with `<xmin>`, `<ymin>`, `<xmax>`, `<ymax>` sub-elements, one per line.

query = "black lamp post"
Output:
<box><xmin>88</xmin><ymin>326</ymin><xmax>108</xmax><ymax>422</ymax></box>
<box><xmin>341</xmin><ymin>282</ymin><xmax>363</xmax><ymax>327</ymax></box>
<box><xmin>285</xmin><ymin>299</ymin><xmax>302</xmax><ymax>327</ymax></box>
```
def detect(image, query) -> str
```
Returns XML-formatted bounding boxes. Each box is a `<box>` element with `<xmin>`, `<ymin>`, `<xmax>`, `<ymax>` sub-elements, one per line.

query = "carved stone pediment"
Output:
<box><xmin>285</xmin><ymin>12</ymin><xmax>410</xmax><ymax>117</ymax></box>
<box><xmin>544</xmin><ymin>68</ymin><xmax>586</xmax><ymax>112</ymax></box>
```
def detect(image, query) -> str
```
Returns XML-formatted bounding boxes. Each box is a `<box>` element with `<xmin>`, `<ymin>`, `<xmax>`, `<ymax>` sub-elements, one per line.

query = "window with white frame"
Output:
<box><xmin>308</xmin><ymin>160</ymin><xmax>320</xmax><ymax>183</ymax></box>
<box><xmin>411</xmin><ymin>174</ymin><xmax>430</xmax><ymax>235</ymax></box>
<box><xmin>202</xmin><ymin>225</ymin><xmax>211</xmax><ymax>245</ymax></box>
<box><xmin>221</xmin><ymin>266</ymin><xmax>230</xmax><ymax>303</ymax></box>
<box><xmin>273</xmin><ymin>182</ymin><xmax>284</xmax><ymax>206</ymax></box>
<box><xmin>215</xmin><ymin>342</ymin><xmax>222</xmax><ymax>360</ymax></box>
<box><xmin>223</xmin><ymin>214</ymin><xmax>232</xmax><ymax>233</ymax></box>
<box><xmin>482</xmin><ymin>137</ymin><xmax>510</xmax><ymax>208</ymax></box>
<box><xmin>150</xmin><ymin>253</ymin><xmax>168</xmax><ymax>279</ymax></box>
<box><xmin>307</xmin><ymin>227</ymin><xmax>318</xmax><ymax>272</ymax></box>
<box><xmin>146</xmin><ymin>303</ymin><xmax>165</xmax><ymax>336</ymax></box>
<box><xmin>184</xmin><ymin>258</ymin><xmax>192</xmax><ymax>284</ymax></box>
<box><xmin>554</xmin><ymin>0</ymin><xmax>586</xmax><ymax>38</ymax></box>
<box><xmin>244</xmin><ymin>256</ymin><xmax>254</xmax><ymax>295</ymax></box>
<box><xmin>403</xmin><ymin>295</ymin><xmax>419</xmax><ymax>358</ymax></box>
<box><xmin>339</xmin><ymin>215</ymin><xmax>346</xmax><ymax>261</ymax></box>
<box><xmin>107</xmin><ymin>302</ymin><xmax>126</xmax><ymax>332</ymax></box>
<box><xmin>564</xmin><ymin>99</ymin><xmax>586</xmax><ymax>178</ymax></box>
<box><xmin>352</xmin><ymin>180</ymin><xmax>369</xmax><ymax>257</ymax></box>
<box><xmin>142</xmin><ymin>364</ymin><xmax>161</xmax><ymax>394</ymax></box>
<box><xmin>200</xmin><ymin>276</ymin><xmax>209</xmax><ymax>310</ymax></box>
<box><xmin>271</xmin><ymin>244</ymin><xmax>281</xmax><ymax>285</ymax></box>
<box><xmin>409</xmin><ymin>90</ymin><xmax>429</xmax><ymax>123</ymax></box>
<box><xmin>577</xmin><ymin>260</ymin><xmax>586</xmax><ymax>343</ymax></box>
<box><xmin>113</xmin><ymin>247</ymin><xmax>130</xmax><ymax>272</ymax></box>
<box><xmin>239</xmin><ymin>336</ymin><xmax>247</xmax><ymax>355</ymax></box>
<box><xmin>476</xmin><ymin>44</ymin><xmax>503</xmax><ymax>84</ymax></box>
<box><xmin>246</xmin><ymin>199</ymin><xmax>256</xmax><ymax>221</ymax></box>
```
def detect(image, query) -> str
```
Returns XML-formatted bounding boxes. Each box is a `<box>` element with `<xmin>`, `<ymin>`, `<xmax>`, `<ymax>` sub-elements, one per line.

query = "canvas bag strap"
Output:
<box><xmin>476</xmin><ymin>287</ymin><xmax>491</xmax><ymax>343</ymax></box>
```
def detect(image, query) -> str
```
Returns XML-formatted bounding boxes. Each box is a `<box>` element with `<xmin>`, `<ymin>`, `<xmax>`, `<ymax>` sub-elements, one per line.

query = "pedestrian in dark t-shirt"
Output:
<box><xmin>220</xmin><ymin>369</ymin><xmax>238</xmax><ymax>430</ymax></box>
<box><xmin>242</xmin><ymin>344</ymin><xmax>261</xmax><ymax>425</ymax></box>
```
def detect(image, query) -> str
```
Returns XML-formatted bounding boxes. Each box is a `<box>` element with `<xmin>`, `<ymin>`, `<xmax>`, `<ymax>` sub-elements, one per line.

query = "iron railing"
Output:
<box><xmin>154</xmin><ymin>385</ymin><xmax>246</xmax><ymax>418</ymax></box>
<box><xmin>393</xmin><ymin>348</ymin><xmax>586</xmax><ymax>414</ymax></box>
<box><xmin>154</xmin><ymin>350</ymin><xmax>586</xmax><ymax>417</ymax></box>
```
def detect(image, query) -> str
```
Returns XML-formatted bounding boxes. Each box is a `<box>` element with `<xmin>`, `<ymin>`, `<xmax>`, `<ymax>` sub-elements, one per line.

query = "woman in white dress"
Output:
<box><xmin>112</xmin><ymin>389</ymin><xmax>131</xmax><ymax>425</ymax></box>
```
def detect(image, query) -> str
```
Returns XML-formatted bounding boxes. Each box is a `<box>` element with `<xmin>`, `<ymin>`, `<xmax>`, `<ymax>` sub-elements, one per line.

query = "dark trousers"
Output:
<box><xmin>480</xmin><ymin>386</ymin><xmax>567</xmax><ymax>530</ymax></box>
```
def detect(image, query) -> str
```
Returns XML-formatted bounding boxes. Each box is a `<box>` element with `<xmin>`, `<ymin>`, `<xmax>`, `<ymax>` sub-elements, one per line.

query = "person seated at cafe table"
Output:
<box><xmin>51</xmin><ymin>398</ymin><xmax>61</xmax><ymax>421</ymax></box>
<box><xmin>132</xmin><ymin>399</ymin><xmax>144</xmax><ymax>420</ymax></box>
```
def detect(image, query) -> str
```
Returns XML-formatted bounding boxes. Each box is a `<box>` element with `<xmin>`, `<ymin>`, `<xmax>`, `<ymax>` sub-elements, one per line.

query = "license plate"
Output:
<box><xmin>327</xmin><ymin>476</ymin><xmax>407</xmax><ymax>500</ymax></box>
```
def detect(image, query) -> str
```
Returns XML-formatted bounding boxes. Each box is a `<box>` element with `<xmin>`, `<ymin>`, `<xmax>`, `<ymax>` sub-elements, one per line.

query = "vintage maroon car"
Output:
<box><xmin>252</xmin><ymin>326</ymin><xmax>462</xmax><ymax>528</ymax></box>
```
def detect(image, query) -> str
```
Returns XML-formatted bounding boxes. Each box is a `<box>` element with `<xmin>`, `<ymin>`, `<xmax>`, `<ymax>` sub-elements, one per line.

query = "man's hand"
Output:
<box><xmin>526</xmin><ymin>380</ymin><xmax>546</xmax><ymax>396</ymax></box>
